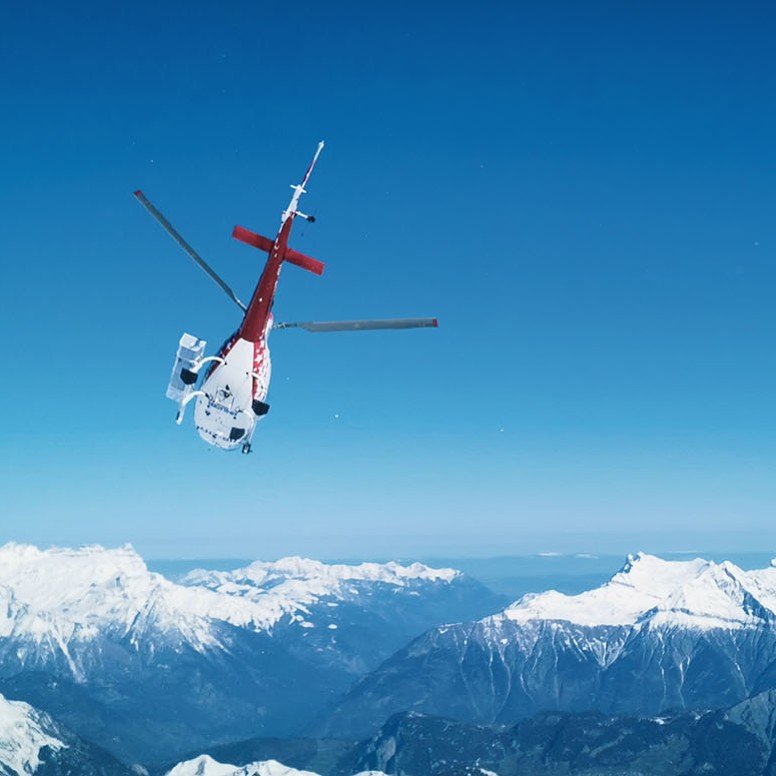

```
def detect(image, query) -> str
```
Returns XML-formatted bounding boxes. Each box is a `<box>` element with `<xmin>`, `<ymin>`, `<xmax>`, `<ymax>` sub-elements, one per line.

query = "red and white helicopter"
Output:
<box><xmin>134</xmin><ymin>142</ymin><xmax>437</xmax><ymax>453</ymax></box>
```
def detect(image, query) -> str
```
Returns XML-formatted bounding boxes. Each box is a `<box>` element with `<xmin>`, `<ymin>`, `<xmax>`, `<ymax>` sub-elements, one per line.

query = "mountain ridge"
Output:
<box><xmin>0</xmin><ymin>542</ymin><xmax>502</xmax><ymax>763</ymax></box>
<box><xmin>320</xmin><ymin>551</ymin><xmax>776</xmax><ymax>738</ymax></box>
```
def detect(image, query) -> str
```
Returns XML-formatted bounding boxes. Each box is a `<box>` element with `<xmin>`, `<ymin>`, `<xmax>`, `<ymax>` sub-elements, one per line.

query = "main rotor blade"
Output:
<box><xmin>133</xmin><ymin>190</ymin><xmax>247</xmax><ymax>312</ymax></box>
<box><xmin>275</xmin><ymin>317</ymin><xmax>438</xmax><ymax>333</ymax></box>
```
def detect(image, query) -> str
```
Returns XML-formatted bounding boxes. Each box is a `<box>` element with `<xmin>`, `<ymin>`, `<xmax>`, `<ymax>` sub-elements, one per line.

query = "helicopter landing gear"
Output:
<box><xmin>180</xmin><ymin>368</ymin><xmax>198</xmax><ymax>385</ymax></box>
<box><xmin>242</xmin><ymin>442</ymin><xmax>252</xmax><ymax>455</ymax></box>
<box><xmin>252</xmin><ymin>399</ymin><xmax>270</xmax><ymax>416</ymax></box>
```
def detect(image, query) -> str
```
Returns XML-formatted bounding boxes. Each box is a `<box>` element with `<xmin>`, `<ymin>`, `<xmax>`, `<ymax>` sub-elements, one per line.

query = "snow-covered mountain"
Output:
<box><xmin>0</xmin><ymin>691</ymin><xmax>131</xmax><ymax>774</ymax></box>
<box><xmin>181</xmin><ymin>556</ymin><xmax>502</xmax><ymax>677</ymax></box>
<box><xmin>185</xmin><ymin>555</ymin><xmax>459</xmax><ymax>604</ymax></box>
<box><xmin>0</xmin><ymin>544</ymin><xmax>472</xmax><ymax>657</ymax></box>
<box><xmin>166</xmin><ymin>755</ymin><xmax>385</xmax><ymax>776</ymax></box>
<box><xmin>0</xmin><ymin>543</ymin><xmax>500</xmax><ymax>763</ymax></box>
<box><xmin>320</xmin><ymin>552</ymin><xmax>776</xmax><ymax>738</ymax></box>
<box><xmin>0</xmin><ymin>693</ymin><xmax>62</xmax><ymax>774</ymax></box>
<box><xmin>502</xmin><ymin>551</ymin><xmax>776</xmax><ymax>629</ymax></box>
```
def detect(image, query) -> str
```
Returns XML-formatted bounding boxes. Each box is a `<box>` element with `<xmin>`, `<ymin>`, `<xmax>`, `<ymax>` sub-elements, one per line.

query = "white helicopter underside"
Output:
<box><xmin>193</xmin><ymin>338</ymin><xmax>270</xmax><ymax>451</ymax></box>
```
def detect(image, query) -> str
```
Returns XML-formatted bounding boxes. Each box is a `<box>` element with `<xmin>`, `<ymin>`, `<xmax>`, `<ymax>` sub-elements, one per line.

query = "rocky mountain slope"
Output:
<box><xmin>0</xmin><ymin>691</ymin><xmax>131</xmax><ymax>775</ymax></box>
<box><xmin>320</xmin><ymin>552</ymin><xmax>776</xmax><ymax>738</ymax></box>
<box><xmin>9</xmin><ymin>685</ymin><xmax>776</xmax><ymax>775</ymax></box>
<box><xmin>182</xmin><ymin>555</ymin><xmax>504</xmax><ymax>677</ymax></box>
<box><xmin>163</xmin><ymin>689</ymin><xmax>776</xmax><ymax>776</ymax></box>
<box><xmin>344</xmin><ymin>689</ymin><xmax>776</xmax><ymax>776</ymax></box>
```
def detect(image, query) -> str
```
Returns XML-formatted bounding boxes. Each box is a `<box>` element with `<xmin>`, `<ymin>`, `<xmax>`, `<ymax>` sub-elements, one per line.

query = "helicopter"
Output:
<box><xmin>134</xmin><ymin>142</ymin><xmax>438</xmax><ymax>453</ymax></box>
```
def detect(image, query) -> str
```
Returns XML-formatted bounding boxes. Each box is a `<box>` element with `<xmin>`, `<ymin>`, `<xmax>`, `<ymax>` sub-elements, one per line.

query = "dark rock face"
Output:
<box><xmin>345</xmin><ymin>713</ymin><xmax>517</xmax><ymax>776</ymax></box>
<box><xmin>320</xmin><ymin>617</ymin><xmax>776</xmax><ymax>740</ymax></box>
<box><xmin>36</xmin><ymin>739</ymin><xmax>135</xmax><ymax>776</ymax></box>
<box><xmin>265</xmin><ymin>574</ymin><xmax>507</xmax><ymax>683</ymax></box>
<box><xmin>343</xmin><ymin>702</ymin><xmax>776</xmax><ymax>776</ymax></box>
<box><xmin>150</xmin><ymin>691</ymin><xmax>776</xmax><ymax>775</ymax></box>
<box><xmin>0</xmin><ymin>624</ymin><xmax>329</xmax><ymax>765</ymax></box>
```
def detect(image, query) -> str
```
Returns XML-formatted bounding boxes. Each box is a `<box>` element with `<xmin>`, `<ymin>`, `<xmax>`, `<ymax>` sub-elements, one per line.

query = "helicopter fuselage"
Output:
<box><xmin>191</xmin><ymin>184</ymin><xmax>299</xmax><ymax>451</ymax></box>
<box><xmin>193</xmin><ymin>322</ymin><xmax>272</xmax><ymax>451</ymax></box>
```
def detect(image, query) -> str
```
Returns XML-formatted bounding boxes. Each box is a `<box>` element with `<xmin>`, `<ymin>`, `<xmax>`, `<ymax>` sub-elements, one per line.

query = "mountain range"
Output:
<box><xmin>7</xmin><ymin>545</ymin><xmax>776</xmax><ymax>773</ymax></box>
<box><xmin>0</xmin><ymin>543</ymin><xmax>501</xmax><ymax>763</ymax></box>
<box><xmin>12</xmin><ymin>683</ymin><xmax>776</xmax><ymax>775</ymax></box>
<box><xmin>340</xmin><ymin>690</ymin><xmax>776</xmax><ymax>776</ymax></box>
<box><xmin>162</xmin><ymin>689</ymin><xmax>776</xmax><ymax>775</ymax></box>
<box><xmin>321</xmin><ymin>552</ymin><xmax>776</xmax><ymax>738</ymax></box>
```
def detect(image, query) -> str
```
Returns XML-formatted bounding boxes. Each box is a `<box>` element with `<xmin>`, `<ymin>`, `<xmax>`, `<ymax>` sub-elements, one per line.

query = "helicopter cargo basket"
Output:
<box><xmin>166</xmin><ymin>333</ymin><xmax>206</xmax><ymax>402</ymax></box>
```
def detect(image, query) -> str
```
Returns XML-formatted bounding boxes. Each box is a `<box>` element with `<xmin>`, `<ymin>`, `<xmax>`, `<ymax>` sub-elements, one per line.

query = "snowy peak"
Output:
<box><xmin>502</xmin><ymin>552</ymin><xmax>776</xmax><ymax>629</ymax></box>
<box><xmin>237</xmin><ymin>556</ymin><xmax>458</xmax><ymax>585</ymax></box>
<box><xmin>0</xmin><ymin>543</ymin><xmax>465</xmax><ymax>672</ymax></box>
<box><xmin>0</xmin><ymin>542</ymin><xmax>234</xmax><ymax>658</ymax></box>
<box><xmin>186</xmin><ymin>555</ymin><xmax>459</xmax><ymax>589</ymax></box>
<box><xmin>166</xmin><ymin>755</ymin><xmax>387</xmax><ymax>776</ymax></box>
<box><xmin>166</xmin><ymin>757</ymin><xmax>319</xmax><ymax>775</ymax></box>
<box><xmin>183</xmin><ymin>556</ymin><xmax>460</xmax><ymax>629</ymax></box>
<box><xmin>0</xmin><ymin>692</ymin><xmax>64</xmax><ymax>774</ymax></box>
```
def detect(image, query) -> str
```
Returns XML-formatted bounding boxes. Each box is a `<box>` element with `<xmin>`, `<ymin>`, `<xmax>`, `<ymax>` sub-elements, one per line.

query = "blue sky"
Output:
<box><xmin>2</xmin><ymin>2</ymin><xmax>776</xmax><ymax>558</ymax></box>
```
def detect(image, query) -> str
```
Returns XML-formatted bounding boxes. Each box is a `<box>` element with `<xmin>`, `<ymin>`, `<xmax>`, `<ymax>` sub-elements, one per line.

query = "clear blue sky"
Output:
<box><xmin>2</xmin><ymin>2</ymin><xmax>776</xmax><ymax>559</ymax></box>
